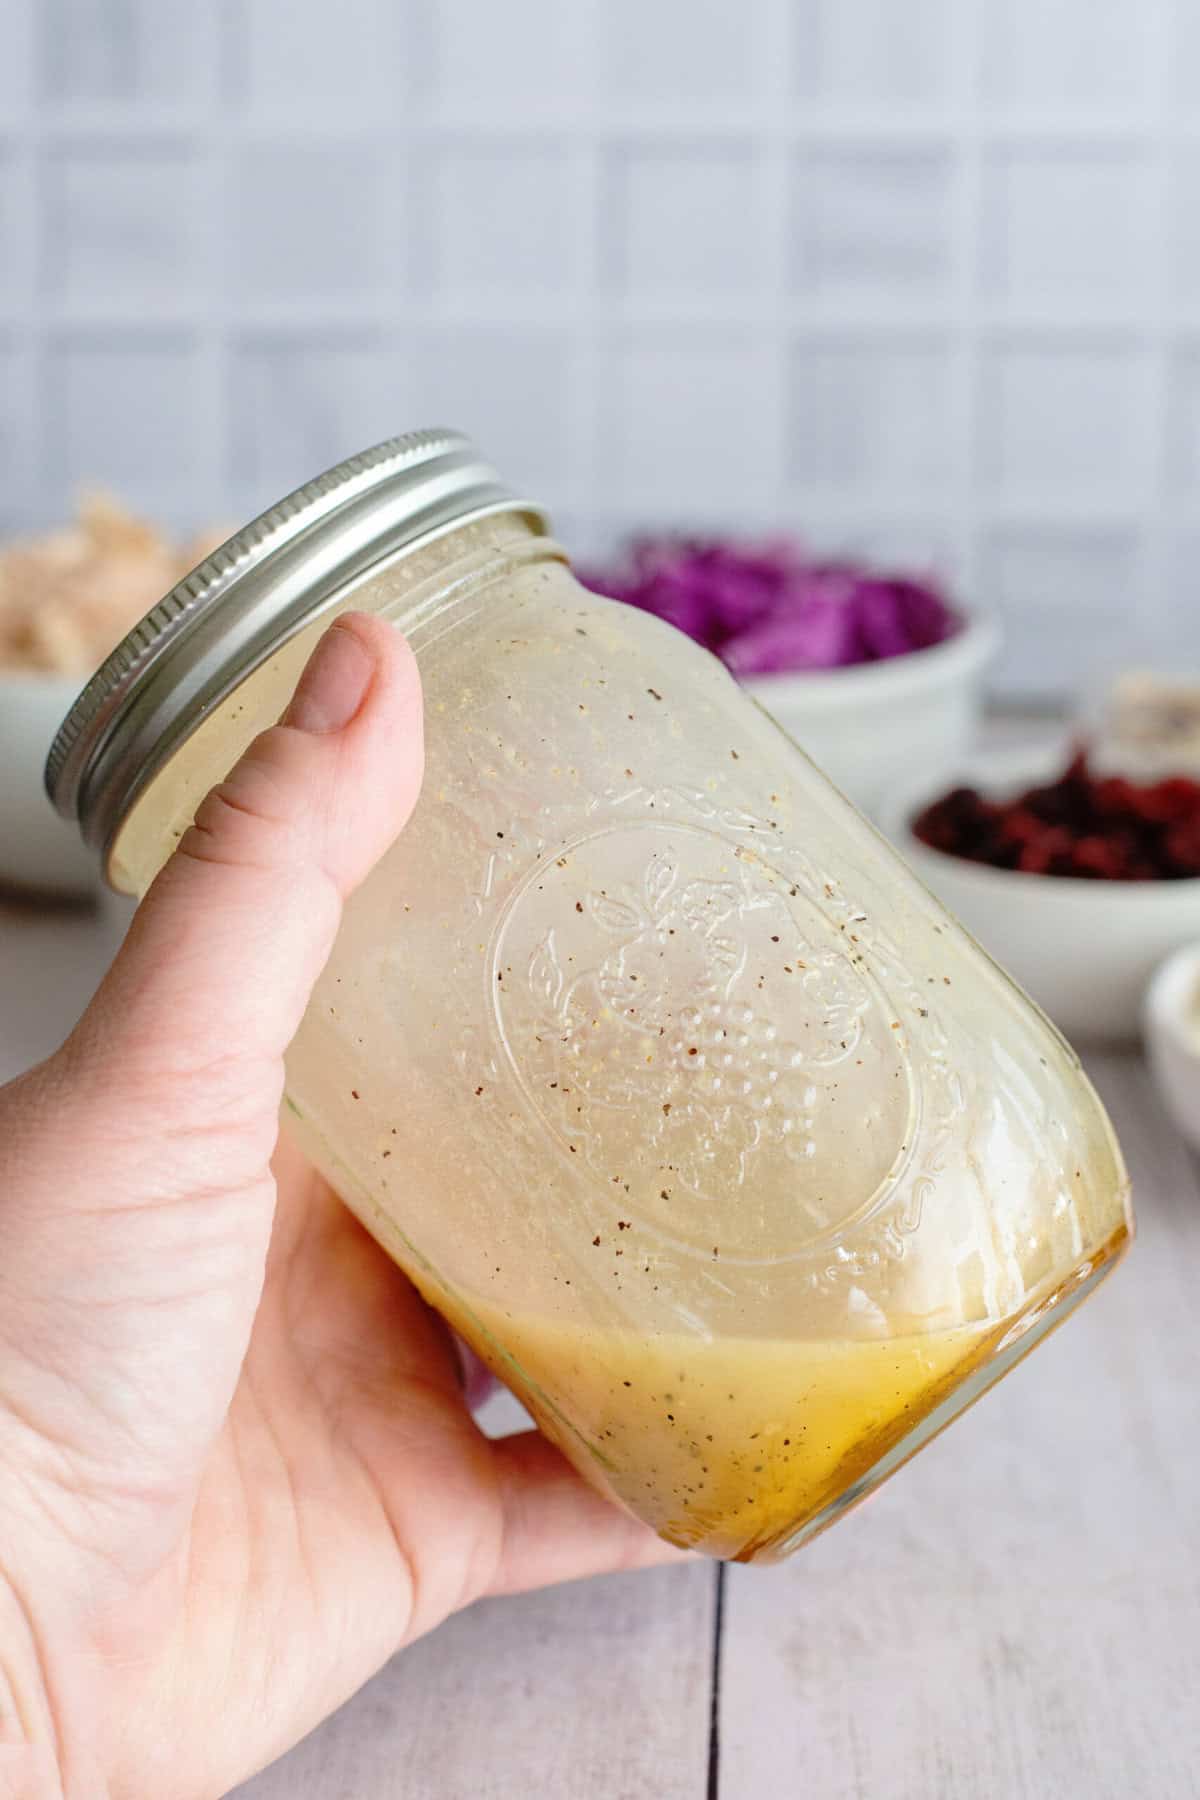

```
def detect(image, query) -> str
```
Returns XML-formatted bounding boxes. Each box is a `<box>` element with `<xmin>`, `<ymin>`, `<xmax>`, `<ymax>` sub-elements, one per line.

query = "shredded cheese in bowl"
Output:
<box><xmin>0</xmin><ymin>495</ymin><xmax>228</xmax><ymax>676</ymax></box>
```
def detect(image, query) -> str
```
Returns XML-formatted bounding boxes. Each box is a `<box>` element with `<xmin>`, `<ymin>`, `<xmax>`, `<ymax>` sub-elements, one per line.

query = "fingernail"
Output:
<box><xmin>283</xmin><ymin>620</ymin><xmax>375</xmax><ymax>735</ymax></box>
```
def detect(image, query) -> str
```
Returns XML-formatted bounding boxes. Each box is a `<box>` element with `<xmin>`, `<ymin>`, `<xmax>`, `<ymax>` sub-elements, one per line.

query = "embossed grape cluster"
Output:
<box><xmin>664</xmin><ymin>1001</ymin><xmax>819</xmax><ymax>1153</ymax></box>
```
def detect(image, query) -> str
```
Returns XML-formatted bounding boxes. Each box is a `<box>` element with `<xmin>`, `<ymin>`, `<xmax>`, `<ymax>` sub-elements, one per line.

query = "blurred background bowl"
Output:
<box><xmin>1144</xmin><ymin>942</ymin><xmax>1200</xmax><ymax>1152</ymax></box>
<box><xmin>743</xmin><ymin>612</ymin><xmax>999</xmax><ymax>817</ymax></box>
<box><xmin>879</xmin><ymin>746</ymin><xmax>1200</xmax><ymax>1045</ymax></box>
<box><xmin>0</xmin><ymin>673</ymin><xmax>97</xmax><ymax>898</ymax></box>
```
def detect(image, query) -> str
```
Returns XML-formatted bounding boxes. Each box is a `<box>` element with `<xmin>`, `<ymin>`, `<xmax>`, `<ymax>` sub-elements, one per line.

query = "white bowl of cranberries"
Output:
<box><xmin>880</xmin><ymin>744</ymin><xmax>1200</xmax><ymax>1044</ymax></box>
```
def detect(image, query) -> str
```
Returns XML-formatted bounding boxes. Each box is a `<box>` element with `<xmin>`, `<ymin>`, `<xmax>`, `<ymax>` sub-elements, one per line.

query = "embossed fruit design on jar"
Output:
<box><xmin>48</xmin><ymin>433</ymin><xmax>1134</xmax><ymax>1562</ymax></box>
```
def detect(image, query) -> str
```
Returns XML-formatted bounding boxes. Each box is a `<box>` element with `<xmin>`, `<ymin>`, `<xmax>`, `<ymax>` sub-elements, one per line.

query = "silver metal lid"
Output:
<box><xmin>46</xmin><ymin>428</ymin><xmax>547</xmax><ymax>856</ymax></box>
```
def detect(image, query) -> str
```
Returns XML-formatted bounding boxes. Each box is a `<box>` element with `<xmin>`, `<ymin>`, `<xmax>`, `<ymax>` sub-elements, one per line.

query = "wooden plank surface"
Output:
<box><xmin>717</xmin><ymin>1055</ymin><xmax>1200</xmax><ymax>1800</ymax></box>
<box><xmin>234</xmin><ymin>1562</ymin><xmax>716</xmax><ymax>1800</ymax></box>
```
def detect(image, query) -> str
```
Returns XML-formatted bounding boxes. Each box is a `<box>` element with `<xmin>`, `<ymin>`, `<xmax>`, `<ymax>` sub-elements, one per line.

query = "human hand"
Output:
<box><xmin>0</xmin><ymin>615</ymin><xmax>677</xmax><ymax>1799</ymax></box>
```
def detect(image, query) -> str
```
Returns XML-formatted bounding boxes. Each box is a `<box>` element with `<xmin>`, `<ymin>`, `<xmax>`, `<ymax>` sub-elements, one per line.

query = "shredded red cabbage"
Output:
<box><xmin>580</xmin><ymin>538</ymin><xmax>962</xmax><ymax>675</ymax></box>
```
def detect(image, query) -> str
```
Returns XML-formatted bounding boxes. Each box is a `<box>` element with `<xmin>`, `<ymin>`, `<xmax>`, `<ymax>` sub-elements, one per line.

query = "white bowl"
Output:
<box><xmin>742</xmin><ymin>612</ymin><xmax>999</xmax><ymax>817</ymax></box>
<box><xmin>878</xmin><ymin>746</ymin><xmax>1200</xmax><ymax>1045</ymax></box>
<box><xmin>1144</xmin><ymin>943</ymin><xmax>1200</xmax><ymax>1152</ymax></box>
<box><xmin>0</xmin><ymin>672</ymin><xmax>98</xmax><ymax>897</ymax></box>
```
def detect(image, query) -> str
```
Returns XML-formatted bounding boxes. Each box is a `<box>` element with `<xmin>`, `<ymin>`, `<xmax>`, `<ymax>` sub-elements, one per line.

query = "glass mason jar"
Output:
<box><xmin>48</xmin><ymin>433</ymin><xmax>1133</xmax><ymax>1563</ymax></box>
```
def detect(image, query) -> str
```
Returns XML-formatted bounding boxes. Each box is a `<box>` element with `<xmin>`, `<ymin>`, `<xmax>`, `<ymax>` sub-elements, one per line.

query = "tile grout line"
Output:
<box><xmin>7</xmin><ymin>112</ymin><xmax>1200</xmax><ymax>146</ymax></box>
<box><xmin>197</xmin><ymin>0</ymin><xmax>233</xmax><ymax>522</ymax></box>
<box><xmin>706</xmin><ymin>1562</ymin><xmax>726</xmax><ymax>1800</ymax></box>
<box><xmin>762</xmin><ymin>0</ymin><xmax>795</xmax><ymax>524</ymax></box>
<box><xmin>1143</xmin><ymin>0</ymin><xmax>1180</xmax><ymax>660</ymax></box>
<box><xmin>566</xmin><ymin>0</ymin><xmax>603</xmax><ymax>525</ymax></box>
<box><xmin>953</xmin><ymin>0</ymin><xmax>986</xmax><ymax>611</ymax></box>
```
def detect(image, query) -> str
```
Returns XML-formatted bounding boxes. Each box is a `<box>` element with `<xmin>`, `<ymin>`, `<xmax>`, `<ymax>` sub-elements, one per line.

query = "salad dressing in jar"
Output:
<box><xmin>48</xmin><ymin>433</ymin><xmax>1132</xmax><ymax>1562</ymax></box>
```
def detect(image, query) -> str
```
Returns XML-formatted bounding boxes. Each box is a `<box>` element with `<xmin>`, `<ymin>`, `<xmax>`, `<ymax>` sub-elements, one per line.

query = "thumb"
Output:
<box><xmin>73</xmin><ymin>611</ymin><xmax>423</xmax><ymax>1109</ymax></box>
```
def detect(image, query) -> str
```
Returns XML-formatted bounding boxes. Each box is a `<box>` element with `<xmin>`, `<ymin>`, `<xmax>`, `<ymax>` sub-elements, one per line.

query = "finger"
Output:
<box><xmin>74</xmin><ymin>612</ymin><xmax>422</xmax><ymax>1106</ymax></box>
<box><xmin>483</xmin><ymin>1431</ymin><xmax>692</xmax><ymax>1599</ymax></box>
<box><xmin>0</xmin><ymin>617</ymin><xmax>421</xmax><ymax>1488</ymax></box>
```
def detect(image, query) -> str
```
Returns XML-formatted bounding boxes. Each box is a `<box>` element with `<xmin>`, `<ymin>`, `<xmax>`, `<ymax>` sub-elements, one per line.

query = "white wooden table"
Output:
<box><xmin>2</xmin><ymin>889</ymin><xmax>1198</xmax><ymax>1800</ymax></box>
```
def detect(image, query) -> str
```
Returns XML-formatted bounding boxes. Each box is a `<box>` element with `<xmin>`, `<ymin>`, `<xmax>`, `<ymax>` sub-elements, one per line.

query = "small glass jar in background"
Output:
<box><xmin>1086</xmin><ymin>667</ymin><xmax>1200</xmax><ymax>777</ymax></box>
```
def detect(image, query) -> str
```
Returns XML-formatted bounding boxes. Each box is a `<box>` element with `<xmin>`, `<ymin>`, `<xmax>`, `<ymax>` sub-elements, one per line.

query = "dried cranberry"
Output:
<box><xmin>911</xmin><ymin>750</ymin><xmax>1200</xmax><ymax>883</ymax></box>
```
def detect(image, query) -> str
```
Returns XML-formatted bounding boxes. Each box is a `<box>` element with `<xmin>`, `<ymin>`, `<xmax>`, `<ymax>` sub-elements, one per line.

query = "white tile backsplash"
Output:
<box><xmin>1165</xmin><ymin>531</ymin><xmax>1200</xmax><ymax>661</ymax></box>
<box><xmin>979</xmin><ymin>0</ymin><xmax>1155</xmax><ymax>109</ymax></box>
<box><xmin>428</xmin><ymin>0</ymin><xmax>581</xmax><ymax>111</ymax></box>
<box><xmin>789</xmin><ymin>339</ymin><xmax>954</xmax><ymax>496</ymax></box>
<box><xmin>791</xmin><ymin>147</ymin><xmax>954</xmax><ymax>302</ymax></box>
<box><xmin>428</xmin><ymin>142</ymin><xmax>577</xmax><ymax>301</ymax></box>
<box><xmin>42</xmin><ymin>147</ymin><xmax>200</xmax><ymax>312</ymax></box>
<box><xmin>1173</xmin><ymin>3</ymin><xmax>1200</xmax><ymax>110</ymax></box>
<box><xmin>230</xmin><ymin>334</ymin><xmax>399</xmax><ymax>508</ymax></box>
<box><xmin>600</xmin><ymin>0</ymin><xmax>764</xmax><ymax>103</ymax></box>
<box><xmin>596</xmin><ymin>333</ymin><xmax>778</xmax><ymax>511</ymax></box>
<box><xmin>3</xmin><ymin>0</ymin><xmax>1196</xmax><ymax>693</ymax></box>
<box><xmin>0</xmin><ymin>337</ymin><xmax>20</xmax><ymax>498</ymax></box>
<box><xmin>46</xmin><ymin>334</ymin><xmax>205</xmax><ymax>520</ymax></box>
<box><xmin>981</xmin><ymin>527</ymin><xmax>1144</xmax><ymax>694</ymax></box>
<box><xmin>794</xmin><ymin>0</ymin><xmax>954</xmax><ymax>107</ymax></box>
<box><xmin>831</xmin><ymin>518</ymin><xmax>961</xmax><ymax>578</ymax></box>
<box><xmin>0</xmin><ymin>149</ymin><xmax>19</xmax><ymax>306</ymax></box>
<box><xmin>1166</xmin><ymin>349</ymin><xmax>1200</xmax><ymax>494</ymax></box>
<box><xmin>978</xmin><ymin>343</ymin><xmax>1151</xmax><ymax>502</ymax></box>
<box><xmin>38</xmin><ymin>0</ymin><xmax>214</xmax><ymax>107</ymax></box>
<box><xmin>0</xmin><ymin>0</ymin><xmax>32</xmax><ymax>114</ymax></box>
<box><xmin>230</xmin><ymin>143</ymin><xmax>401</xmax><ymax>309</ymax></box>
<box><xmin>238</xmin><ymin>0</ymin><xmax>400</xmax><ymax>117</ymax></box>
<box><xmin>402</xmin><ymin>327</ymin><xmax>573</xmax><ymax>498</ymax></box>
<box><xmin>980</xmin><ymin>150</ymin><xmax>1157</xmax><ymax>313</ymax></box>
<box><xmin>607</xmin><ymin>143</ymin><xmax>764</xmax><ymax>300</ymax></box>
<box><xmin>1169</xmin><ymin>144</ymin><xmax>1200</xmax><ymax>302</ymax></box>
